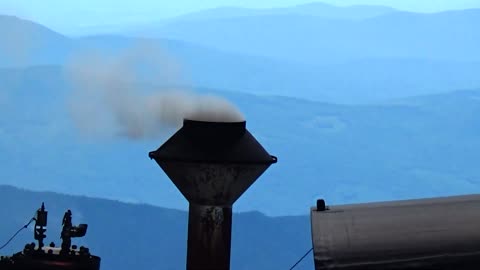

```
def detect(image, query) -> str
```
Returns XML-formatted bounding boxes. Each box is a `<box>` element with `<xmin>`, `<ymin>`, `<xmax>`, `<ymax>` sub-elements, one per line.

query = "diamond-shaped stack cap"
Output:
<box><xmin>149</xmin><ymin>119</ymin><xmax>277</xmax><ymax>205</ymax></box>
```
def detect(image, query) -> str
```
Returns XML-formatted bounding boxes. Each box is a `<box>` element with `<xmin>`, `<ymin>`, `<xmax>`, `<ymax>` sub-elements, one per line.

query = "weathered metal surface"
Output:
<box><xmin>158</xmin><ymin>162</ymin><xmax>271</xmax><ymax>205</ymax></box>
<box><xmin>186</xmin><ymin>204</ymin><xmax>232</xmax><ymax>270</ymax></box>
<box><xmin>149</xmin><ymin>119</ymin><xmax>276</xmax><ymax>270</ymax></box>
<box><xmin>311</xmin><ymin>194</ymin><xmax>480</xmax><ymax>270</ymax></box>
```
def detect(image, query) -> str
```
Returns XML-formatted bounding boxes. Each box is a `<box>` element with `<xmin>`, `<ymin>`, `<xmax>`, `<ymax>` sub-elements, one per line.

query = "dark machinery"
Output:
<box><xmin>0</xmin><ymin>203</ymin><xmax>100</xmax><ymax>270</ymax></box>
<box><xmin>149</xmin><ymin>119</ymin><xmax>277</xmax><ymax>270</ymax></box>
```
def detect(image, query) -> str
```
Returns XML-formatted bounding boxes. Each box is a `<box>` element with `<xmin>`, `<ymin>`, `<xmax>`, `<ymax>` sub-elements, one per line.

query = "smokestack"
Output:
<box><xmin>149</xmin><ymin>119</ymin><xmax>277</xmax><ymax>270</ymax></box>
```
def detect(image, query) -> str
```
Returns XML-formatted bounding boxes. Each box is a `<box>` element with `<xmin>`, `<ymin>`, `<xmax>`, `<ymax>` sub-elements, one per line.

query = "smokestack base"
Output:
<box><xmin>186</xmin><ymin>204</ymin><xmax>232</xmax><ymax>270</ymax></box>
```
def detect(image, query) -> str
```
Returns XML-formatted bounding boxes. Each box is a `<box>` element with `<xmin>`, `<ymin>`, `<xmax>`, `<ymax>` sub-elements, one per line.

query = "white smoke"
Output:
<box><xmin>65</xmin><ymin>40</ymin><xmax>244</xmax><ymax>140</ymax></box>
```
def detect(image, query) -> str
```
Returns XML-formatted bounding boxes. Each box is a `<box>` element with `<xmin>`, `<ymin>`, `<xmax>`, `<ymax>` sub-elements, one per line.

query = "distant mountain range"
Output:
<box><xmin>1</xmin><ymin>4</ymin><xmax>480</xmax><ymax>216</ymax></box>
<box><xmin>0</xmin><ymin>185</ymin><xmax>313</xmax><ymax>270</ymax></box>
<box><xmin>137</xmin><ymin>9</ymin><xmax>480</xmax><ymax>64</ymax></box>
<box><xmin>1</xmin><ymin>15</ymin><xmax>480</xmax><ymax>103</ymax></box>
<box><xmin>0</xmin><ymin>15</ymin><xmax>70</xmax><ymax>66</ymax></box>
<box><xmin>61</xmin><ymin>2</ymin><xmax>399</xmax><ymax>36</ymax></box>
<box><xmin>1</xmin><ymin>65</ymin><xmax>480</xmax><ymax>215</ymax></box>
<box><xmin>167</xmin><ymin>2</ymin><xmax>397</xmax><ymax>22</ymax></box>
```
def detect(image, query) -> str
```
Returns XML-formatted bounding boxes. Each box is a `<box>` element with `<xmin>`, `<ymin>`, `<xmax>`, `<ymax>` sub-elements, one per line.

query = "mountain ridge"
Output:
<box><xmin>0</xmin><ymin>15</ymin><xmax>71</xmax><ymax>67</ymax></box>
<box><xmin>1</xmin><ymin>22</ymin><xmax>480</xmax><ymax>103</ymax></box>
<box><xmin>148</xmin><ymin>8</ymin><xmax>480</xmax><ymax>63</ymax></box>
<box><xmin>167</xmin><ymin>1</ymin><xmax>397</xmax><ymax>22</ymax></box>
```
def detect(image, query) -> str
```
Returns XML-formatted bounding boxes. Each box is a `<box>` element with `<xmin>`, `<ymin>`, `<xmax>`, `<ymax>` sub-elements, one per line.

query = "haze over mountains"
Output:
<box><xmin>1</xmin><ymin>2</ymin><xmax>480</xmax><ymax>217</ymax></box>
<box><xmin>1</xmin><ymin>64</ymin><xmax>480</xmax><ymax>215</ymax></box>
<box><xmin>43</xmin><ymin>2</ymin><xmax>399</xmax><ymax>36</ymax></box>
<box><xmin>137</xmin><ymin>7</ymin><xmax>480</xmax><ymax>64</ymax></box>
<box><xmin>157</xmin><ymin>2</ymin><xmax>397</xmax><ymax>23</ymax></box>
<box><xmin>1</xmin><ymin>5</ymin><xmax>480</xmax><ymax>103</ymax></box>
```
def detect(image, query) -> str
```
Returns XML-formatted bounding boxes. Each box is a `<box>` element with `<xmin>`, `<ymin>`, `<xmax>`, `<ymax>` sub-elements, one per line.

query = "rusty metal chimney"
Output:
<box><xmin>149</xmin><ymin>119</ymin><xmax>276</xmax><ymax>270</ymax></box>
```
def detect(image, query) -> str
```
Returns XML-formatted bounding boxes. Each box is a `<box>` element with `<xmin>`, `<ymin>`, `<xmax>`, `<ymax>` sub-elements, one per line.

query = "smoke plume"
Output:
<box><xmin>65</xmin><ymin>41</ymin><xmax>244</xmax><ymax>139</ymax></box>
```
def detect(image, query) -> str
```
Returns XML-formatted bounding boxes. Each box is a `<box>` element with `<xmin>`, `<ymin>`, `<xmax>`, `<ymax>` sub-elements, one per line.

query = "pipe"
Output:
<box><xmin>186</xmin><ymin>204</ymin><xmax>232</xmax><ymax>270</ymax></box>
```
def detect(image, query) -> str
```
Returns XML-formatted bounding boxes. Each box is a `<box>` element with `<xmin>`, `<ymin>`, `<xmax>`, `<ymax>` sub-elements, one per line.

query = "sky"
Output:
<box><xmin>1</xmin><ymin>0</ymin><xmax>479</xmax><ymax>32</ymax></box>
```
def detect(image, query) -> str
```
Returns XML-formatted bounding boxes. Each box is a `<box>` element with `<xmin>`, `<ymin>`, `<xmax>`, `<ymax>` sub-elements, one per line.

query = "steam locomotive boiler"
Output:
<box><xmin>311</xmin><ymin>195</ymin><xmax>480</xmax><ymax>270</ymax></box>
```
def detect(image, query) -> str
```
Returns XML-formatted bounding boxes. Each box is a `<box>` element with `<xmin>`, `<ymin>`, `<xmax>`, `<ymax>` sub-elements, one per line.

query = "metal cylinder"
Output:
<box><xmin>311</xmin><ymin>194</ymin><xmax>480</xmax><ymax>270</ymax></box>
<box><xmin>186</xmin><ymin>204</ymin><xmax>232</xmax><ymax>270</ymax></box>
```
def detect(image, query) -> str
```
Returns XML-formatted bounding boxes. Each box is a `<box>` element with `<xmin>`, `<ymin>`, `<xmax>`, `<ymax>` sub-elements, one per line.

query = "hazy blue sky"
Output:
<box><xmin>2</xmin><ymin>0</ymin><xmax>479</xmax><ymax>31</ymax></box>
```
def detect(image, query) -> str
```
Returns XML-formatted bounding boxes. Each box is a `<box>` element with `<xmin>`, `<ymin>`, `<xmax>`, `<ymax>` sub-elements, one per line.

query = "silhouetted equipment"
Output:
<box><xmin>311</xmin><ymin>195</ymin><xmax>480</xmax><ymax>270</ymax></box>
<box><xmin>61</xmin><ymin>209</ymin><xmax>88</xmax><ymax>254</ymax></box>
<box><xmin>149</xmin><ymin>119</ymin><xmax>277</xmax><ymax>270</ymax></box>
<box><xmin>34</xmin><ymin>203</ymin><xmax>48</xmax><ymax>249</ymax></box>
<box><xmin>0</xmin><ymin>204</ymin><xmax>100</xmax><ymax>270</ymax></box>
